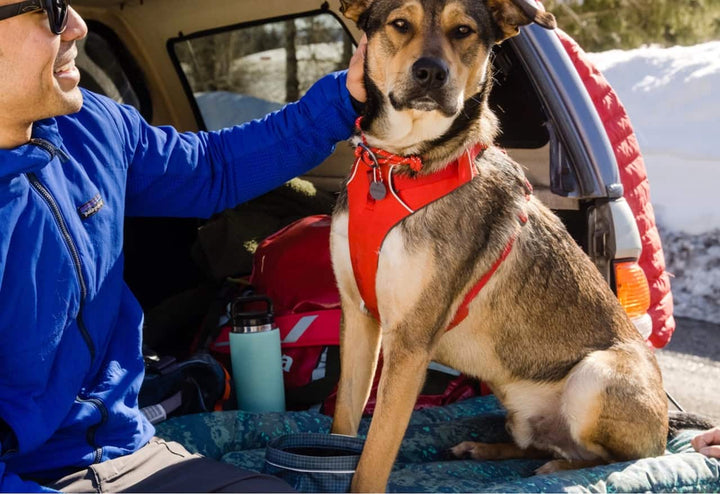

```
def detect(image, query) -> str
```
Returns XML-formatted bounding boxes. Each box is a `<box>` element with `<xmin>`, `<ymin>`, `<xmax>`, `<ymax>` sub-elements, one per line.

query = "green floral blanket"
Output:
<box><xmin>156</xmin><ymin>396</ymin><xmax>720</xmax><ymax>492</ymax></box>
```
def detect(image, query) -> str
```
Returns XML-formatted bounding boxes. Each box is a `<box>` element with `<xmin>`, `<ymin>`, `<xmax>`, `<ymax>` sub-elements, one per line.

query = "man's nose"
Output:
<box><xmin>61</xmin><ymin>7</ymin><xmax>88</xmax><ymax>41</ymax></box>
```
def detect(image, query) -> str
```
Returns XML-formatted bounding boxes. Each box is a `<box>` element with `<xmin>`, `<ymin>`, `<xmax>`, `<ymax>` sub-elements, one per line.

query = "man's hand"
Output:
<box><xmin>346</xmin><ymin>34</ymin><xmax>367</xmax><ymax>104</ymax></box>
<box><xmin>691</xmin><ymin>426</ymin><xmax>720</xmax><ymax>458</ymax></box>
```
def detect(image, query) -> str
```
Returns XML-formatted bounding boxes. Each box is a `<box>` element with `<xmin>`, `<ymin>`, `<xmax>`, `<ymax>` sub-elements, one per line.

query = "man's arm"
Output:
<box><xmin>114</xmin><ymin>70</ymin><xmax>360</xmax><ymax>219</ymax></box>
<box><xmin>1</xmin><ymin>420</ymin><xmax>58</xmax><ymax>493</ymax></box>
<box><xmin>0</xmin><ymin>463</ymin><xmax>58</xmax><ymax>493</ymax></box>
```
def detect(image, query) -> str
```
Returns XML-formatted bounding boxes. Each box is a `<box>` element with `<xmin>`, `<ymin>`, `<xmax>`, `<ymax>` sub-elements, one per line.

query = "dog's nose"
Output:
<box><xmin>412</xmin><ymin>57</ymin><xmax>450</xmax><ymax>90</ymax></box>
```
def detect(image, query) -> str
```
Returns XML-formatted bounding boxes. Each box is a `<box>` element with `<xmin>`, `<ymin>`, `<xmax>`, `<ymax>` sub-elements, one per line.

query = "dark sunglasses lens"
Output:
<box><xmin>45</xmin><ymin>0</ymin><xmax>68</xmax><ymax>34</ymax></box>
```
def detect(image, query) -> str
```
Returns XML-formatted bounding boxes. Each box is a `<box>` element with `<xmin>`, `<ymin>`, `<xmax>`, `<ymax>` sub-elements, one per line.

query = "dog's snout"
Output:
<box><xmin>412</xmin><ymin>57</ymin><xmax>449</xmax><ymax>90</ymax></box>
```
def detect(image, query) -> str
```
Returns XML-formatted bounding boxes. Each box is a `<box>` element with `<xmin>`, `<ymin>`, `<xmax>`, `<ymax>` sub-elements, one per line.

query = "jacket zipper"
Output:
<box><xmin>75</xmin><ymin>396</ymin><xmax>108</xmax><ymax>464</ymax></box>
<box><xmin>28</xmin><ymin>138</ymin><xmax>109</xmax><ymax>463</ymax></box>
<box><xmin>26</xmin><ymin>138</ymin><xmax>95</xmax><ymax>360</ymax></box>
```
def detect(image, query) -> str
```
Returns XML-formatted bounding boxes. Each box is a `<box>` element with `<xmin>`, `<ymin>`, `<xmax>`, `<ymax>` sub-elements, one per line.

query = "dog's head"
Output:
<box><xmin>342</xmin><ymin>0</ymin><xmax>555</xmax><ymax>158</ymax></box>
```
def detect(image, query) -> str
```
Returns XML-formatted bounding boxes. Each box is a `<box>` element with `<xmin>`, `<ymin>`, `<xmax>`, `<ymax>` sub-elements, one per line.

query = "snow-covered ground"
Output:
<box><xmin>587</xmin><ymin>41</ymin><xmax>720</xmax><ymax>324</ymax></box>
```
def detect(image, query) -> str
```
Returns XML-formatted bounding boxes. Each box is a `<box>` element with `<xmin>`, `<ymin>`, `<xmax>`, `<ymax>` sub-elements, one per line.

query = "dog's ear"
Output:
<box><xmin>488</xmin><ymin>0</ymin><xmax>556</xmax><ymax>41</ymax></box>
<box><xmin>339</xmin><ymin>0</ymin><xmax>373</xmax><ymax>24</ymax></box>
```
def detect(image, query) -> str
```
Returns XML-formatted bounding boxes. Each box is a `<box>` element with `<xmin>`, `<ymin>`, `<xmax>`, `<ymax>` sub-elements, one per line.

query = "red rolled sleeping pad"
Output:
<box><xmin>557</xmin><ymin>29</ymin><xmax>675</xmax><ymax>348</ymax></box>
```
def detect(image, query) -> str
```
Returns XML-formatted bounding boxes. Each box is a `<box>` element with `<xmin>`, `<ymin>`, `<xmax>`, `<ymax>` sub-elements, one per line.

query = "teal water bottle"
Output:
<box><xmin>229</xmin><ymin>296</ymin><xmax>286</xmax><ymax>412</ymax></box>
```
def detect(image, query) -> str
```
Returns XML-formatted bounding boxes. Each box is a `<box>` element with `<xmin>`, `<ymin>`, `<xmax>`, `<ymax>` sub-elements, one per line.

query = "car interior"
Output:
<box><xmin>72</xmin><ymin>0</ymin><xmax>585</xmax><ymax>355</ymax></box>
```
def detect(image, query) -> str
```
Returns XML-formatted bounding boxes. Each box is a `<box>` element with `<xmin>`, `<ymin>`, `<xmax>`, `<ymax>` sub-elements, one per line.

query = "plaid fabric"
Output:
<box><xmin>262</xmin><ymin>433</ymin><xmax>365</xmax><ymax>492</ymax></box>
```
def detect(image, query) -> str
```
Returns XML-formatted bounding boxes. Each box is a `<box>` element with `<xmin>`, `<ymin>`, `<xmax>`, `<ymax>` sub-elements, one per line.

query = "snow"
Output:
<box><xmin>587</xmin><ymin>41</ymin><xmax>720</xmax><ymax>324</ymax></box>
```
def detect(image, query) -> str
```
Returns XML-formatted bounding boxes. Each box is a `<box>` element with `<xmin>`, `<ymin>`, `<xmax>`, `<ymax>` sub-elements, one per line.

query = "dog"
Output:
<box><xmin>329</xmin><ymin>0</ymin><xmax>672</xmax><ymax>492</ymax></box>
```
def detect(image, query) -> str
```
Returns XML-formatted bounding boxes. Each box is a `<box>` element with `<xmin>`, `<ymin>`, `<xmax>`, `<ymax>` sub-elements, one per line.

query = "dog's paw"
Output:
<box><xmin>450</xmin><ymin>441</ymin><xmax>477</xmax><ymax>458</ymax></box>
<box><xmin>535</xmin><ymin>458</ymin><xmax>606</xmax><ymax>474</ymax></box>
<box><xmin>535</xmin><ymin>459</ymin><xmax>563</xmax><ymax>475</ymax></box>
<box><xmin>450</xmin><ymin>441</ymin><xmax>500</xmax><ymax>460</ymax></box>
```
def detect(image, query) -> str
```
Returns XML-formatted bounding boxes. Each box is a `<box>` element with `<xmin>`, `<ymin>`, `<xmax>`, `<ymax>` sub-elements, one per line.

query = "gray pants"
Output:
<box><xmin>43</xmin><ymin>438</ymin><xmax>294</xmax><ymax>493</ymax></box>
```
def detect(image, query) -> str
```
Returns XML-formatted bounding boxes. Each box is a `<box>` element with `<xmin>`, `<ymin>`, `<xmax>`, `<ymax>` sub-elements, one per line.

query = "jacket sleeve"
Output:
<box><xmin>114</xmin><ymin>70</ymin><xmax>357</xmax><ymax>218</ymax></box>
<box><xmin>1</xmin><ymin>421</ymin><xmax>57</xmax><ymax>492</ymax></box>
<box><xmin>0</xmin><ymin>463</ymin><xmax>58</xmax><ymax>493</ymax></box>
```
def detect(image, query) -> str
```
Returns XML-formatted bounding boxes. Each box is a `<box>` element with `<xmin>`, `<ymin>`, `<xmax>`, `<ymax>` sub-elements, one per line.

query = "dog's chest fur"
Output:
<box><xmin>331</xmin><ymin>146</ymin><xmax>532</xmax><ymax>334</ymax></box>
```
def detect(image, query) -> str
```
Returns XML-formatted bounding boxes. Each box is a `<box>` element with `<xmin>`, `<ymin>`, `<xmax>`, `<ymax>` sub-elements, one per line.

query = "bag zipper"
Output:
<box><xmin>26</xmin><ymin>138</ymin><xmax>95</xmax><ymax>360</ymax></box>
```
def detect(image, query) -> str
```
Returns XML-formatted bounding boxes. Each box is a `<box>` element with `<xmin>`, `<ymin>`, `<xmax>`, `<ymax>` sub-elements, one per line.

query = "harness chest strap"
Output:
<box><xmin>347</xmin><ymin>140</ymin><xmax>528</xmax><ymax>330</ymax></box>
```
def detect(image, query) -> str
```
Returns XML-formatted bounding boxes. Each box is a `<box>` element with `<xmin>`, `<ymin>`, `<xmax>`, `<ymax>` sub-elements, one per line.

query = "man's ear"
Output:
<box><xmin>487</xmin><ymin>0</ymin><xmax>556</xmax><ymax>42</ymax></box>
<box><xmin>339</xmin><ymin>0</ymin><xmax>374</xmax><ymax>23</ymax></box>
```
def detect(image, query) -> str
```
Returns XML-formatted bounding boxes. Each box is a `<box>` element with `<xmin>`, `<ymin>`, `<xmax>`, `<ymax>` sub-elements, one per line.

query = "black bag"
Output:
<box><xmin>139</xmin><ymin>348</ymin><xmax>231</xmax><ymax>424</ymax></box>
<box><xmin>263</xmin><ymin>433</ymin><xmax>365</xmax><ymax>493</ymax></box>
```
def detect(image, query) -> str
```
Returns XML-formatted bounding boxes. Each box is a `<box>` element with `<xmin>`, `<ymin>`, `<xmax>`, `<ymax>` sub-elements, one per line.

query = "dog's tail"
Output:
<box><xmin>667</xmin><ymin>410</ymin><xmax>716</xmax><ymax>439</ymax></box>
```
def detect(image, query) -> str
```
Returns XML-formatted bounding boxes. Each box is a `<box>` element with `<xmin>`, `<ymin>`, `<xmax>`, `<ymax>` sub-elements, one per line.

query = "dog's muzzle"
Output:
<box><xmin>412</xmin><ymin>57</ymin><xmax>449</xmax><ymax>90</ymax></box>
<box><xmin>387</xmin><ymin>56</ymin><xmax>461</xmax><ymax>115</ymax></box>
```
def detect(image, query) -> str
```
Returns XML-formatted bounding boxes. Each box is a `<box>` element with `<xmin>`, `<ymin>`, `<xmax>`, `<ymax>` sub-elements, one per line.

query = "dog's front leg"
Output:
<box><xmin>351</xmin><ymin>334</ymin><xmax>432</xmax><ymax>492</ymax></box>
<box><xmin>330</xmin><ymin>213</ymin><xmax>383</xmax><ymax>436</ymax></box>
<box><xmin>332</xmin><ymin>304</ymin><xmax>381</xmax><ymax>436</ymax></box>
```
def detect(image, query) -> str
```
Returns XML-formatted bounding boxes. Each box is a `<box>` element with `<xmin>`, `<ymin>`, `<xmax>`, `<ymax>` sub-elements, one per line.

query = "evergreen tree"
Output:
<box><xmin>545</xmin><ymin>0</ymin><xmax>720</xmax><ymax>51</ymax></box>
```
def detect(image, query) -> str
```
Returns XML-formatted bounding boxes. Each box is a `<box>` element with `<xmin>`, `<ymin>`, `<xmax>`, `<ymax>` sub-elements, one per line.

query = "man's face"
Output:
<box><xmin>0</xmin><ymin>2</ymin><xmax>87</xmax><ymax>143</ymax></box>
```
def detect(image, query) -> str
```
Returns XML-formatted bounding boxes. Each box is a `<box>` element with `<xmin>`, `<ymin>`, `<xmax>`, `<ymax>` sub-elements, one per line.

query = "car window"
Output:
<box><xmin>170</xmin><ymin>12</ymin><xmax>354</xmax><ymax>131</ymax></box>
<box><xmin>76</xmin><ymin>21</ymin><xmax>152</xmax><ymax>120</ymax></box>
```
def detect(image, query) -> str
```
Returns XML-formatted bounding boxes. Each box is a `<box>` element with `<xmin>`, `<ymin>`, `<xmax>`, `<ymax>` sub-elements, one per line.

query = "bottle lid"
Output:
<box><xmin>231</xmin><ymin>295</ymin><xmax>275</xmax><ymax>332</ymax></box>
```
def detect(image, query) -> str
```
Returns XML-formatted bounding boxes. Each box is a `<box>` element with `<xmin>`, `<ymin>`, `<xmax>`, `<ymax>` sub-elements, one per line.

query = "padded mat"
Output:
<box><xmin>156</xmin><ymin>396</ymin><xmax>720</xmax><ymax>492</ymax></box>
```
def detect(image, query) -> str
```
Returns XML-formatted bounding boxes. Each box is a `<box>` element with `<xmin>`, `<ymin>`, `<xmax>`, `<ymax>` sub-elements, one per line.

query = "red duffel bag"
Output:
<box><xmin>209</xmin><ymin>214</ymin><xmax>483</xmax><ymax>413</ymax></box>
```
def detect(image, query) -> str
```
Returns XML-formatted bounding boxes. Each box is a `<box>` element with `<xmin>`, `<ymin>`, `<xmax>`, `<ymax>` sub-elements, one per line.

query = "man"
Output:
<box><xmin>0</xmin><ymin>0</ymin><xmax>366</xmax><ymax>491</ymax></box>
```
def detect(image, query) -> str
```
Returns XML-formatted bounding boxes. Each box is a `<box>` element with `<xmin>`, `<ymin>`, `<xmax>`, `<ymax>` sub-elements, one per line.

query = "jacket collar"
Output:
<box><xmin>0</xmin><ymin>118</ymin><xmax>64</xmax><ymax>179</ymax></box>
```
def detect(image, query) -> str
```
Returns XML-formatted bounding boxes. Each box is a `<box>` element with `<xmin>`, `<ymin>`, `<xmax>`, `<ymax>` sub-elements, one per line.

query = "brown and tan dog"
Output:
<box><xmin>329</xmin><ymin>0</ymin><xmax>670</xmax><ymax>492</ymax></box>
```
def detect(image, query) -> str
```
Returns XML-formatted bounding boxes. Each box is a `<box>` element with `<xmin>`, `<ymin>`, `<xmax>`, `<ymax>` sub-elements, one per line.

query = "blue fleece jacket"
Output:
<box><xmin>0</xmin><ymin>71</ymin><xmax>356</xmax><ymax>492</ymax></box>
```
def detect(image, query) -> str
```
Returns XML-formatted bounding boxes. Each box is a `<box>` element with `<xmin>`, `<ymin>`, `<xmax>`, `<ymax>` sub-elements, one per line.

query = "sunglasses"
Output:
<box><xmin>0</xmin><ymin>0</ymin><xmax>69</xmax><ymax>34</ymax></box>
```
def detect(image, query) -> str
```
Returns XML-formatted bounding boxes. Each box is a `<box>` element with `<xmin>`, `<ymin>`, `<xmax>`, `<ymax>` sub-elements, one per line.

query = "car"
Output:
<box><xmin>59</xmin><ymin>2</ymin><xmax>715</xmax><ymax>492</ymax></box>
<box><xmin>71</xmin><ymin>0</ymin><xmax>657</xmax><ymax>346</ymax></box>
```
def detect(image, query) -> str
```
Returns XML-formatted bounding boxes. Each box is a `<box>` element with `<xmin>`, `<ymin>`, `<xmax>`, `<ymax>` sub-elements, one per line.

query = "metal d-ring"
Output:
<box><xmin>357</xmin><ymin>142</ymin><xmax>388</xmax><ymax>200</ymax></box>
<box><xmin>357</xmin><ymin>142</ymin><xmax>380</xmax><ymax>169</ymax></box>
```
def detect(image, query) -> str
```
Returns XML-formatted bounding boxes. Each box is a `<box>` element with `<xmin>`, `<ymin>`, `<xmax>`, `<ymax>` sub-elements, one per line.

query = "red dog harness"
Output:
<box><xmin>347</xmin><ymin>125</ymin><xmax>527</xmax><ymax>330</ymax></box>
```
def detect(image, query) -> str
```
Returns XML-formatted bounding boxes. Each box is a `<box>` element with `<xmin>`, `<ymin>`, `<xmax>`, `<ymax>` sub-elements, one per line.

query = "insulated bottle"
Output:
<box><xmin>229</xmin><ymin>295</ymin><xmax>286</xmax><ymax>412</ymax></box>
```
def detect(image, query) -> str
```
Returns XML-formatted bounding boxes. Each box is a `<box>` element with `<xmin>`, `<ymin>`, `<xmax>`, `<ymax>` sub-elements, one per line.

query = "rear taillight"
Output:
<box><xmin>614</xmin><ymin>260</ymin><xmax>652</xmax><ymax>339</ymax></box>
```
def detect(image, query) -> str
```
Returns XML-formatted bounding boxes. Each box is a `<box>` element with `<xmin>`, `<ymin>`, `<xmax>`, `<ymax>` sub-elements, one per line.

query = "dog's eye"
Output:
<box><xmin>390</xmin><ymin>18</ymin><xmax>410</xmax><ymax>33</ymax></box>
<box><xmin>452</xmin><ymin>25</ymin><xmax>474</xmax><ymax>39</ymax></box>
